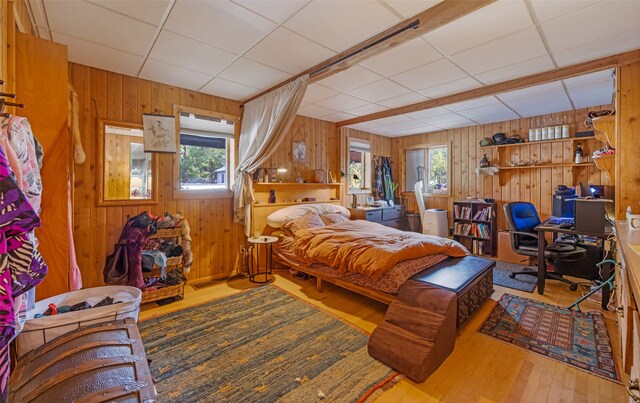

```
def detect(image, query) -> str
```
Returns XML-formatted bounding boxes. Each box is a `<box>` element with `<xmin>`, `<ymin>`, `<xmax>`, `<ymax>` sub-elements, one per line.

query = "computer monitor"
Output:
<box><xmin>580</xmin><ymin>182</ymin><xmax>605</xmax><ymax>198</ymax></box>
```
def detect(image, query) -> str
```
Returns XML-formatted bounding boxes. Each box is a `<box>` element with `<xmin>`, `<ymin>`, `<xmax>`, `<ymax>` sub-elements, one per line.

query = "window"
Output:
<box><xmin>176</xmin><ymin>109</ymin><xmax>236</xmax><ymax>194</ymax></box>
<box><xmin>348</xmin><ymin>139</ymin><xmax>372</xmax><ymax>192</ymax></box>
<box><xmin>405</xmin><ymin>144</ymin><xmax>449</xmax><ymax>195</ymax></box>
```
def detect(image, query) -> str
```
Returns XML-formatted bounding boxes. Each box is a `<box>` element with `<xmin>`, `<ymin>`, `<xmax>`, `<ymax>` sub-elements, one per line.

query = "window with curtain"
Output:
<box><xmin>348</xmin><ymin>139</ymin><xmax>372</xmax><ymax>192</ymax></box>
<box><xmin>178</xmin><ymin>112</ymin><xmax>235</xmax><ymax>191</ymax></box>
<box><xmin>405</xmin><ymin>144</ymin><xmax>449</xmax><ymax>195</ymax></box>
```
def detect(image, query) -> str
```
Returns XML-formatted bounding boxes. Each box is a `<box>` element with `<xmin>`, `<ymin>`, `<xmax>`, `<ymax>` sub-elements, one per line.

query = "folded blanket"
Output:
<box><xmin>293</xmin><ymin>220</ymin><xmax>468</xmax><ymax>279</ymax></box>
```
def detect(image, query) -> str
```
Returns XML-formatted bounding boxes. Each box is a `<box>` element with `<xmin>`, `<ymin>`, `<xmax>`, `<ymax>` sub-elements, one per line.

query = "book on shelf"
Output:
<box><xmin>472</xmin><ymin>239</ymin><xmax>486</xmax><ymax>255</ymax></box>
<box><xmin>473</xmin><ymin>206</ymin><xmax>492</xmax><ymax>221</ymax></box>
<box><xmin>454</xmin><ymin>205</ymin><xmax>472</xmax><ymax>219</ymax></box>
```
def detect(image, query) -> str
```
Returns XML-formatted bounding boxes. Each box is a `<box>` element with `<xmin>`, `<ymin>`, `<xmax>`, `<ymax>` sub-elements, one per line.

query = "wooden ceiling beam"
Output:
<box><xmin>241</xmin><ymin>0</ymin><xmax>496</xmax><ymax>105</ymax></box>
<box><xmin>337</xmin><ymin>49</ymin><xmax>640</xmax><ymax>127</ymax></box>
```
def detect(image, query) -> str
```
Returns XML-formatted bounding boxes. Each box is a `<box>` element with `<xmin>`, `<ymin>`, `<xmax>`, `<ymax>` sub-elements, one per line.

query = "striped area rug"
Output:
<box><xmin>138</xmin><ymin>285</ymin><xmax>398</xmax><ymax>402</ymax></box>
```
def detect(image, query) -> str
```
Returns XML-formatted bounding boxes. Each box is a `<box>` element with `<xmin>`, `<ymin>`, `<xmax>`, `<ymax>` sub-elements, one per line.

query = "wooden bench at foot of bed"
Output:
<box><xmin>301</xmin><ymin>255</ymin><xmax>495</xmax><ymax>329</ymax></box>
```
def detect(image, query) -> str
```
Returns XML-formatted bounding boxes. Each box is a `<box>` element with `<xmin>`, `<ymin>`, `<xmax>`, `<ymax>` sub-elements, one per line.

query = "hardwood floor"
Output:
<box><xmin>140</xmin><ymin>269</ymin><xmax>627</xmax><ymax>402</ymax></box>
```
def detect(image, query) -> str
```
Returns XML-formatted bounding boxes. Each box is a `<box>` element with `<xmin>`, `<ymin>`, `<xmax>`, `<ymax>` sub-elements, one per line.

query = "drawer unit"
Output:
<box><xmin>349</xmin><ymin>205</ymin><xmax>405</xmax><ymax>229</ymax></box>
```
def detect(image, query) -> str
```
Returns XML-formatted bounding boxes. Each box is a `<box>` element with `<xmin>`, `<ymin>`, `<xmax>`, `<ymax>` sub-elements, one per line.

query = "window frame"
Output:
<box><xmin>172</xmin><ymin>105</ymin><xmax>239</xmax><ymax>200</ymax></box>
<box><xmin>96</xmin><ymin>119</ymin><xmax>159</xmax><ymax>207</ymax></box>
<box><xmin>402</xmin><ymin>142</ymin><xmax>451</xmax><ymax>198</ymax></box>
<box><xmin>346</xmin><ymin>137</ymin><xmax>372</xmax><ymax>195</ymax></box>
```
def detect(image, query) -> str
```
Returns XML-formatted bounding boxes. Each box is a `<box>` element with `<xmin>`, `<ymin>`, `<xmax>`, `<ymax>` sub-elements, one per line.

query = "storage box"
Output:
<box><xmin>15</xmin><ymin>286</ymin><xmax>142</xmax><ymax>360</ymax></box>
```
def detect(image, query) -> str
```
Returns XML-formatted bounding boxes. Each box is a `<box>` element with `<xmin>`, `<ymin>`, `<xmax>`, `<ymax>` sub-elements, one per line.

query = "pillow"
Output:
<box><xmin>283</xmin><ymin>211</ymin><xmax>325</xmax><ymax>235</ymax></box>
<box><xmin>267</xmin><ymin>203</ymin><xmax>350</xmax><ymax>228</ymax></box>
<box><xmin>321</xmin><ymin>213</ymin><xmax>349</xmax><ymax>225</ymax></box>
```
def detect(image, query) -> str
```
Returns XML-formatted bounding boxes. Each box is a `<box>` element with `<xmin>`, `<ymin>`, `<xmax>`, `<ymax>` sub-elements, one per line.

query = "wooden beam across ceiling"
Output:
<box><xmin>337</xmin><ymin>49</ymin><xmax>640</xmax><ymax>127</ymax></box>
<box><xmin>242</xmin><ymin>0</ymin><xmax>496</xmax><ymax>105</ymax></box>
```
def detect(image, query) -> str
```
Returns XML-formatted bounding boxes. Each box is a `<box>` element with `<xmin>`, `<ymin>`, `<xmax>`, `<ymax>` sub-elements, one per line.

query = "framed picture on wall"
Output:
<box><xmin>313</xmin><ymin>169</ymin><xmax>324</xmax><ymax>183</ymax></box>
<box><xmin>143</xmin><ymin>113</ymin><xmax>177</xmax><ymax>153</ymax></box>
<box><xmin>293</xmin><ymin>140</ymin><xmax>306</xmax><ymax>162</ymax></box>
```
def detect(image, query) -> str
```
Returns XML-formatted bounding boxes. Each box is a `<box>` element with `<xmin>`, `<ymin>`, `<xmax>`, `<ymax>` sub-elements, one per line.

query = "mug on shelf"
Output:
<box><xmin>629</xmin><ymin>214</ymin><xmax>640</xmax><ymax>230</ymax></box>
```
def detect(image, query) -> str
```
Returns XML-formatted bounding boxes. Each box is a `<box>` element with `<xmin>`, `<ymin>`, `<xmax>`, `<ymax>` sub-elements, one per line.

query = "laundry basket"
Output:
<box><xmin>14</xmin><ymin>286</ymin><xmax>142</xmax><ymax>360</ymax></box>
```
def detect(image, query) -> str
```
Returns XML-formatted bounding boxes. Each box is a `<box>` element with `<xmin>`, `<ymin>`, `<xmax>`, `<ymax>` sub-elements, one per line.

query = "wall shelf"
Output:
<box><xmin>481</xmin><ymin>136</ymin><xmax>595</xmax><ymax>149</ymax></box>
<box><xmin>594</xmin><ymin>154</ymin><xmax>615</xmax><ymax>183</ymax></box>
<box><xmin>253</xmin><ymin>199</ymin><xmax>339</xmax><ymax>208</ymax></box>
<box><xmin>253</xmin><ymin>182</ymin><xmax>342</xmax><ymax>190</ymax></box>
<box><xmin>498</xmin><ymin>162</ymin><xmax>594</xmax><ymax>170</ymax></box>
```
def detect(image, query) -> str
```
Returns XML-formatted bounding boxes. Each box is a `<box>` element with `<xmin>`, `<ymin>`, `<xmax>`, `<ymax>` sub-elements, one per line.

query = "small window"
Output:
<box><xmin>405</xmin><ymin>144</ymin><xmax>449</xmax><ymax>195</ymax></box>
<box><xmin>177</xmin><ymin>111</ymin><xmax>235</xmax><ymax>193</ymax></box>
<box><xmin>348</xmin><ymin>139</ymin><xmax>372</xmax><ymax>192</ymax></box>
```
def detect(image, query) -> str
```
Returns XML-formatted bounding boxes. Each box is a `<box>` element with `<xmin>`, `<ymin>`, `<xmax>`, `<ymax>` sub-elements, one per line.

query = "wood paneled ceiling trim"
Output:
<box><xmin>242</xmin><ymin>0</ymin><xmax>496</xmax><ymax>105</ymax></box>
<box><xmin>337</xmin><ymin>49</ymin><xmax>640</xmax><ymax>127</ymax></box>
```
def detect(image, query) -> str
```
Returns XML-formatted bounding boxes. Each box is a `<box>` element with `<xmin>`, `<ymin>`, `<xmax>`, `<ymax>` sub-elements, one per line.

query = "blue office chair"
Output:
<box><xmin>504</xmin><ymin>202</ymin><xmax>586</xmax><ymax>291</ymax></box>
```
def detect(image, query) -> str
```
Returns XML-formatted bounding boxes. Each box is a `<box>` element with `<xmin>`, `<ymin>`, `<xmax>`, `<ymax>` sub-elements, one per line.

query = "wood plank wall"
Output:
<box><xmin>259</xmin><ymin>115</ymin><xmax>339</xmax><ymax>184</ymax></box>
<box><xmin>617</xmin><ymin>61</ymin><xmax>640</xmax><ymax>219</ymax></box>
<box><xmin>69</xmin><ymin>64</ymin><xmax>247</xmax><ymax>287</ymax></box>
<box><xmin>391</xmin><ymin>105</ymin><xmax>613</xmax><ymax>230</ymax></box>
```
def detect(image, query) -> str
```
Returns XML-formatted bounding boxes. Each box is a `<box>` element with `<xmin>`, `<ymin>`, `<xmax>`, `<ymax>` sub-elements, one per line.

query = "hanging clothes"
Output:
<box><xmin>373</xmin><ymin>156</ymin><xmax>395</xmax><ymax>203</ymax></box>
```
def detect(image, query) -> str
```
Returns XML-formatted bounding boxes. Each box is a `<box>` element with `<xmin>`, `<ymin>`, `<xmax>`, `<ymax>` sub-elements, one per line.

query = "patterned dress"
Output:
<box><xmin>0</xmin><ymin>139</ymin><xmax>47</xmax><ymax>401</ymax></box>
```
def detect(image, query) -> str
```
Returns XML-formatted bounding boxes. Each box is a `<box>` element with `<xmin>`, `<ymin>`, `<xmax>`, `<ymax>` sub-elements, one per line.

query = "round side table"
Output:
<box><xmin>247</xmin><ymin>236</ymin><xmax>278</xmax><ymax>283</ymax></box>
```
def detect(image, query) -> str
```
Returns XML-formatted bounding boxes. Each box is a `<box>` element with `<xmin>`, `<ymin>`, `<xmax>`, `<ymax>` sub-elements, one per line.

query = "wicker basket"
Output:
<box><xmin>166</xmin><ymin>255</ymin><xmax>182</xmax><ymax>266</ymax></box>
<box><xmin>141</xmin><ymin>282</ymin><xmax>185</xmax><ymax>304</ymax></box>
<box><xmin>150</xmin><ymin>228</ymin><xmax>182</xmax><ymax>239</ymax></box>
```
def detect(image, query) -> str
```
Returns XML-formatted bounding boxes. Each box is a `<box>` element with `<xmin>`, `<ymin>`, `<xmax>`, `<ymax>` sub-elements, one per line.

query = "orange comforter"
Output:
<box><xmin>293</xmin><ymin>220</ymin><xmax>468</xmax><ymax>279</ymax></box>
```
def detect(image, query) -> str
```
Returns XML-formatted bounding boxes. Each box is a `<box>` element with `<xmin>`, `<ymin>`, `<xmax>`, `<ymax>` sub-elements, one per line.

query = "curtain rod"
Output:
<box><xmin>240</xmin><ymin>19</ymin><xmax>420</xmax><ymax>108</ymax></box>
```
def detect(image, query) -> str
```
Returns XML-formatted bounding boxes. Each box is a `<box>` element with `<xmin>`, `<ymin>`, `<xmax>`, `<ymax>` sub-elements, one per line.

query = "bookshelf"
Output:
<box><xmin>452</xmin><ymin>201</ymin><xmax>497</xmax><ymax>257</ymax></box>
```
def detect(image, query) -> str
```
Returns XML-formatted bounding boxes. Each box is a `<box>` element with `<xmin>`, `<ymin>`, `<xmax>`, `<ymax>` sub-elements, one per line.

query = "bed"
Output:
<box><xmin>261</xmin><ymin>204</ymin><xmax>494</xmax><ymax>328</ymax></box>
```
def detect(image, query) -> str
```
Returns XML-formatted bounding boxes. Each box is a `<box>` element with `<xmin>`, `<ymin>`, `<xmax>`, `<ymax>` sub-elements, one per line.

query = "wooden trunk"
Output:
<box><xmin>9</xmin><ymin>318</ymin><xmax>155</xmax><ymax>402</ymax></box>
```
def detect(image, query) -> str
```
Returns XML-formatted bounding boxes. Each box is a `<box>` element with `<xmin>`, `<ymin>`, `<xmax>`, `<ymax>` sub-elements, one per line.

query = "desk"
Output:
<box><xmin>535</xmin><ymin>218</ymin><xmax>614</xmax><ymax>308</ymax></box>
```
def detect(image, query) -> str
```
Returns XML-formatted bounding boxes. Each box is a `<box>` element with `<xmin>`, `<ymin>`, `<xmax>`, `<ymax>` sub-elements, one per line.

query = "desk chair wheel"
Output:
<box><xmin>509</xmin><ymin>273</ymin><xmax>516</xmax><ymax>279</ymax></box>
<box><xmin>570</xmin><ymin>284</ymin><xmax>578</xmax><ymax>291</ymax></box>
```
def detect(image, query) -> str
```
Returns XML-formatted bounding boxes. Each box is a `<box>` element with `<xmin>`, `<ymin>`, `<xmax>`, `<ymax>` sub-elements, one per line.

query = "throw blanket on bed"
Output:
<box><xmin>293</xmin><ymin>220</ymin><xmax>468</xmax><ymax>279</ymax></box>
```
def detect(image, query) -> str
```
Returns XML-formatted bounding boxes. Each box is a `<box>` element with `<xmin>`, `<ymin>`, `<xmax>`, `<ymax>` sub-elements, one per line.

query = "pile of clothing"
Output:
<box><xmin>33</xmin><ymin>296</ymin><xmax>116</xmax><ymax>318</ymax></box>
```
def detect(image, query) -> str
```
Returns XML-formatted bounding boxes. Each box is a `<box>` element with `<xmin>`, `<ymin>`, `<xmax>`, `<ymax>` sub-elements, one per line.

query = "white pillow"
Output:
<box><xmin>267</xmin><ymin>203</ymin><xmax>350</xmax><ymax>228</ymax></box>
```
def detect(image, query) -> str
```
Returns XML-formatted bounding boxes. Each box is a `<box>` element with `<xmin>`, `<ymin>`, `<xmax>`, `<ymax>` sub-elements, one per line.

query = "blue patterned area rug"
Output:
<box><xmin>479</xmin><ymin>293</ymin><xmax>620</xmax><ymax>382</ymax></box>
<box><xmin>139</xmin><ymin>285</ymin><xmax>399</xmax><ymax>402</ymax></box>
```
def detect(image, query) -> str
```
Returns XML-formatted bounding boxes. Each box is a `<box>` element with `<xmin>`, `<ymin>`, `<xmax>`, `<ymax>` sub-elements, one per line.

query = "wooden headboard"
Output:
<box><xmin>250</xmin><ymin>183</ymin><xmax>342</xmax><ymax>234</ymax></box>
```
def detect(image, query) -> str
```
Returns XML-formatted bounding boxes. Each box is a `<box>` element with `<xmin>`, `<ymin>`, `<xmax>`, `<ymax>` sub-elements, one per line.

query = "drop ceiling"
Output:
<box><xmin>30</xmin><ymin>0</ymin><xmax>639</xmax><ymax>137</ymax></box>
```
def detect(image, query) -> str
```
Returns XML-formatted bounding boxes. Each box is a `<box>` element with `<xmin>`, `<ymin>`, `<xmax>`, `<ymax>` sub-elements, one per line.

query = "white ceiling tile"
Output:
<box><xmin>391</xmin><ymin>58</ymin><xmax>467</xmax><ymax>91</ymax></box>
<box><xmin>424</xmin><ymin>0</ymin><xmax>533</xmax><ymax>55</ymax></box>
<box><xmin>552</xmin><ymin>29</ymin><xmax>640</xmax><ymax>67</ymax></box>
<box><xmin>378</xmin><ymin>92</ymin><xmax>429</xmax><ymax>108</ymax></box>
<box><xmin>384</xmin><ymin>120</ymin><xmax>428</xmax><ymax>131</ymax></box>
<box><xmin>383</xmin><ymin>0</ymin><xmax>443</xmax><ymax>18</ymax></box>
<box><xmin>231</xmin><ymin>0</ymin><xmax>310</xmax><ymax>23</ymax></box>
<box><xmin>318</xmin><ymin>65</ymin><xmax>384</xmax><ymax>92</ymax></box>
<box><xmin>218</xmin><ymin>58</ymin><xmax>292</xmax><ymax>89</ymax></box>
<box><xmin>566</xmin><ymin>81</ymin><xmax>615</xmax><ymax>108</ymax></box>
<box><xmin>360</xmin><ymin>38</ymin><xmax>442</xmax><ymax>76</ymax></box>
<box><xmin>529</xmin><ymin>0</ymin><xmax>604</xmax><ymax>23</ymax></box>
<box><xmin>45</xmin><ymin>0</ymin><xmax>156</xmax><ymax>56</ymax></box>
<box><xmin>406</xmin><ymin>107</ymin><xmax>451</xmax><ymax>120</ymax></box>
<box><xmin>451</xmin><ymin>27</ymin><xmax>547</xmax><ymax>75</ymax></box>
<box><xmin>417</xmin><ymin>77</ymin><xmax>482</xmax><ymax>99</ymax></box>
<box><xmin>53</xmin><ymin>32</ymin><xmax>144</xmax><ymax>77</ymax></box>
<box><xmin>284</xmin><ymin>0</ymin><xmax>400</xmax><ymax>52</ymax></box>
<box><xmin>445</xmin><ymin>96</ymin><xmax>500</xmax><ymax>112</ymax></box>
<box><xmin>149</xmin><ymin>30</ymin><xmax>237</xmax><ymax>76</ymax></box>
<box><xmin>541</xmin><ymin>0</ymin><xmax>640</xmax><ymax>53</ymax></box>
<box><xmin>497</xmin><ymin>82</ymin><xmax>573</xmax><ymax>117</ymax></box>
<box><xmin>348</xmin><ymin>79</ymin><xmax>411</xmax><ymax>103</ymax></box>
<box><xmin>321</xmin><ymin>112</ymin><xmax>358</xmax><ymax>122</ymax></box>
<box><xmin>345</xmin><ymin>103</ymin><xmax>389</xmax><ymax>117</ymax></box>
<box><xmin>472</xmin><ymin>112</ymin><xmax>522</xmax><ymax>125</ymax></box>
<box><xmin>140</xmin><ymin>59</ymin><xmax>213</xmax><ymax>91</ymax></box>
<box><xmin>420</xmin><ymin>112</ymin><xmax>468</xmax><ymax>126</ymax></box>
<box><xmin>86</xmin><ymin>0</ymin><xmax>171</xmax><ymax>26</ymax></box>
<box><xmin>455</xmin><ymin>104</ymin><xmax>519</xmax><ymax>121</ymax></box>
<box><xmin>371</xmin><ymin>115</ymin><xmax>413</xmax><ymax>126</ymax></box>
<box><xmin>347</xmin><ymin>121</ymin><xmax>382</xmax><ymax>131</ymax></box>
<box><xmin>244</xmin><ymin>27</ymin><xmax>336</xmax><ymax>74</ymax></box>
<box><xmin>315</xmin><ymin>94</ymin><xmax>369</xmax><ymax>111</ymax></box>
<box><xmin>563</xmin><ymin>69</ymin><xmax>615</xmax><ymax>88</ymax></box>
<box><xmin>435</xmin><ymin>118</ymin><xmax>475</xmax><ymax>130</ymax></box>
<box><xmin>164</xmin><ymin>0</ymin><xmax>276</xmax><ymax>54</ymax></box>
<box><xmin>475</xmin><ymin>55</ymin><xmax>555</xmax><ymax>85</ymax></box>
<box><xmin>200</xmin><ymin>77</ymin><xmax>260</xmax><ymax>101</ymax></box>
<box><xmin>297</xmin><ymin>104</ymin><xmax>336</xmax><ymax>119</ymax></box>
<box><xmin>300</xmin><ymin>84</ymin><xmax>340</xmax><ymax>106</ymax></box>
